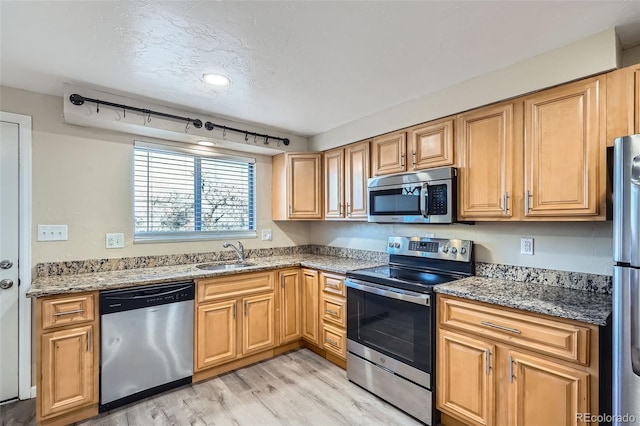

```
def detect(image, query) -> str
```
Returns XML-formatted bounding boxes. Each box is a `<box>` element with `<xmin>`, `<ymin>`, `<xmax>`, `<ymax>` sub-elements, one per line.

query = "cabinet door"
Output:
<box><xmin>301</xmin><ymin>269</ymin><xmax>319</xmax><ymax>345</ymax></box>
<box><xmin>372</xmin><ymin>131</ymin><xmax>406</xmax><ymax>176</ymax></box>
<box><xmin>506</xmin><ymin>350</ymin><xmax>590</xmax><ymax>426</ymax></box>
<box><xmin>278</xmin><ymin>269</ymin><xmax>301</xmax><ymax>345</ymax></box>
<box><xmin>288</xmin><ymin>153</ymin><xmax>323</xmax><ymax>219</ymax></box>
<box><xmin>40</xmin><ymin>325</ymin><xmax>95</xmax><ymax>418</ymax></box>
<box><xmin>324</xmin><ymin>148</ymin><xmax>344</xmax><ymax>219</ymax></box>
<box><xmin>437</xmin><ymin>329</ymin><xmax>495</xmax><ymax>426</ymax></box>
<box><xmin>409</xmin><ymin>118</ymin><xmax>454</xmax><ymax>170</ymax></box>
<box><xmin>344</xmin><ymin>140</ymin><xmax>370</xmax><ymax>219</ymax></box>
<box><xmin>242</xmin><ymin>293</ymin><xmax>275</xmax><ymax>355</ymax></box>
<box><xmin>523</xmin><ymin>77</ymin><xmax>603</xmax><ymax>217</ymax></box>
<box><xmin>457</xmin><ymin>102</ymin><xmax>516</xmax><ymax>220</ymax></box>
<box><xmin>196</xmin><ymin>300</ymin><xmax>237</xmax><ymax>371</ymax></box>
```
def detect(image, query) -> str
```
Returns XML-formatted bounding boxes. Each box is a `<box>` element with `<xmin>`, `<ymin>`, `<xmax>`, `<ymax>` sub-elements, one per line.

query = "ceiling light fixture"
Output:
<box><xmin>202</xmin><ymin>73</ymin><xmax>231</xmax><ymax>86</ymax></box>
<box><xmin>197</xmin><ymin>140</ymin><xmax>215</xmax><ymax>147</ymax></box>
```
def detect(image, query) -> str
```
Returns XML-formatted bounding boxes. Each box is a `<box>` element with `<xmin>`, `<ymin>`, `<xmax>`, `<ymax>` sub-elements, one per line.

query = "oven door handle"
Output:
<box><xmin>345</xmin><ymin>279</ymin><xmax>431</xmax><ymax>306</ymax></box>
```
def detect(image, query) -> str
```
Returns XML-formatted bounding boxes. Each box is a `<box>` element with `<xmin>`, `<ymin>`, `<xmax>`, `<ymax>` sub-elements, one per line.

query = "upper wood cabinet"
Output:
<box><xmin>408</xmin><ymin>117</ymin><xmax>455</xmax><ymax>170</ymax></box>
<box><xmin>635</xmin><ymin>65</ymin><xmax>640</xmax><ymax>133</ymax></box>
<box><xmin>372</xmin><ymin>131</ymin><xmax>407</xmax><ymax>176</ymax></box>
<box><xmin>324</xmin><ymin>140</ymin><xmax>370</xmax><ymax>220</ymax></box>
<box><xmin>523</xmin><ymin>76</ymin><xmax>605</xmax><ymax>218</ymax></box>
<box><xmin>606</xmin><ymin>64</ymin><xmax>640</xmax><ymax>146</ymax></box>
<box><xmin>457</xmin><ymin>102</ymin><xmax>518</xmax><ymax>220</ymax></box>
<box><xmin>272</xmin><ymin>152</ymin><xmax>323</xmax><ymax>220</ymax></box>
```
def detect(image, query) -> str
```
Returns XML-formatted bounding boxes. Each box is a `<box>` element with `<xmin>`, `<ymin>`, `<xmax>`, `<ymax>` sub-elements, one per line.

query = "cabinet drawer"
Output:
<box><xmin>321</xmin><ymin>294</ymin><xmax>346</xmax><ymax>327</ymax></box>
<box><xmin>320</xmin><ymin>272</ymin><xmax>346</xmax><ymax>297</ymax></box>
<box><xmin>438</xmin><ymin>296</ymin><xmax>591</xmax><ymax>365</ymax></box>
<box><xmin>41</xmin><ymin>293</ymin><xmax>96</xmax><ymax>330</ymax></box>
<box><xmin>322</xmin><ymin>323</ymin><xmax>346</xmax><ymax>359</ymax></box>
<box><xmin>197</xmin><ymin>271</ymin><xmax>274</xmax><ymax>303</ymax></box>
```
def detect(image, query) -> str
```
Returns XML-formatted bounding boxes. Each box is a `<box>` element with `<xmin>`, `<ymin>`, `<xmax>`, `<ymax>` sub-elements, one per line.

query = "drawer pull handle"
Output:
<box><xmin>325</xmin><ymin>309</ymin><xmax>339</xmax><ymax>316</ymax></box>
<box><xmin>480</xmin><ymin>321</ymin><xmax>521</xmax><ymax>334</ymax></box>
<box><xmin>54</xmin><ymin>309</ymin><xmax>84</xmax><ymax>317</ymax></box>
<box><xmin>327</xmin><ymin>282</ymin><xmax>339</xmax><ymax>288</ymax></box>
<box><xmin>326</xmin><ymin>338</ymin><xmax>338</xmax><ymax>346</ymax></box>
<box><xmin>87</xmin><ymin>329</ymin><xmax>91</xmax><ymax>352</ymax></box>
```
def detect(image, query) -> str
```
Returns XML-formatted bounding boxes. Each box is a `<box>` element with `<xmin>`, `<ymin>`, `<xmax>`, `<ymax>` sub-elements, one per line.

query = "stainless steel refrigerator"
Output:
<box><xmin>613</xmin><ymin>134</ymin><xmax>640</xmax><ymax>423</ymax></box>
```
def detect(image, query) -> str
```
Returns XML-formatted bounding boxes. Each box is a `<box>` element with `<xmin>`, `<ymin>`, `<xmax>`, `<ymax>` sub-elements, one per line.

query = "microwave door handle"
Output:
<box><xmin>421</xmin><ymin>183</ymin><xmax>429</xmax><ymax>217</ymax></box>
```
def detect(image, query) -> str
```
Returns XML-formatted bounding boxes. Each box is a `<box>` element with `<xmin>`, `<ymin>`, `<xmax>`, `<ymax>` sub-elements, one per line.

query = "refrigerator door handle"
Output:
<box><xmin>631</xmin><ymin>268</ymin><xmax>640</xmax><ymax>376</ymax></box>
<box><xmin>631</xmin><ymin>156</ymin><xmax>640</xmax><ymax>267</ymax></box>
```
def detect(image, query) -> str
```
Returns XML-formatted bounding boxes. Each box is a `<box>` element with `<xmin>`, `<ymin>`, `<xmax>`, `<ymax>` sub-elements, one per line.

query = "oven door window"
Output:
<box><xmin>369</xmin><ymin>186</ymin><xmax>422</xmax><ymax>216</ymax></box>
<box><xmin>347</xmin><ymin>288</ymin><xmax>431</xmax><ymax>373</ymax></box>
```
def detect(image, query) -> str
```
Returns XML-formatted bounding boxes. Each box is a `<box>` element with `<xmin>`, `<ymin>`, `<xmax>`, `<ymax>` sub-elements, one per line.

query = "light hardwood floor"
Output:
<box><xmin>1</xmin><ymin>349</ymin><xmax>422</xmax><ymax>426</ymax></box>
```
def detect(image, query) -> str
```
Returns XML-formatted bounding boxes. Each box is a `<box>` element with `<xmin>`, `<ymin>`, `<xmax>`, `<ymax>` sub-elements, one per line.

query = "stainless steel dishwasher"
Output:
<box><xmin>100</xmin><ymin>281</ymin><xmax>194</xmax><ymax>412</ymax></box>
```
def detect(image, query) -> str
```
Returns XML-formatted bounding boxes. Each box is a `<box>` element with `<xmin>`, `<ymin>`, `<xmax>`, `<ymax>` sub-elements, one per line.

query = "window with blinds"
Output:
<box><xmin>134</xmin><ymin>142</ymin><xmax>256</xmax><ymax>242</ymax></box>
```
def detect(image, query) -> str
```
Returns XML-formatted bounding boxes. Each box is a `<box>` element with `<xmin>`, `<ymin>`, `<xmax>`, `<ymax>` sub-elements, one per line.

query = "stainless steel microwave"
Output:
<box><xmin>367</xmin><ymin>167</ymin><xmax>456</xmax><ymax>224</ymax></box>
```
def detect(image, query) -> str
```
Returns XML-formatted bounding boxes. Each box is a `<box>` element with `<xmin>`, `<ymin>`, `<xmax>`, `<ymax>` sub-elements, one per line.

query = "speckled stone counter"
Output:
<box><xmin>434</xmin><ymin>276</ymin><xmax>612</xmax><ymax>326</ymax></box>
<box><xmin>27</xmin><ymin>255</ymin><xmax>383</xmax><ymax>298</ymax></box>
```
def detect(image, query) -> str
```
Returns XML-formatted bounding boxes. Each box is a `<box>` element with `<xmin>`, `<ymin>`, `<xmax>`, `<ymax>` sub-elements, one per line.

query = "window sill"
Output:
<box><xmin>134</xmin><ymin>231</ymin><xmax>257</xmax><ymax>244</ymax></box>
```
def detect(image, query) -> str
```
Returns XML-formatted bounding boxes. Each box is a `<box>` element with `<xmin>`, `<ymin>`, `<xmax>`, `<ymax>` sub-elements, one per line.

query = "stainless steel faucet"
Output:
<box><xmin>223</xmin><ymin>241</ymin><xmax>245</xmax><ymax>262</ymax></box>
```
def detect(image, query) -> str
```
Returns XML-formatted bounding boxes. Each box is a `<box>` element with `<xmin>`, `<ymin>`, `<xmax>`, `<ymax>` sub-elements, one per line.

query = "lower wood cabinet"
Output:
<box><xmin>195</xmin><ymin>272</ymin><xmax>276</xmax><ymax>373</ymax></box>
<box><xmin>301</xmin><ymin>268</ymin><xmax>320</xmax><ymax>344</ymax></box>
<box><xmin>319</xmin><ymin>272</ymin><xmax>347</xmax><ymax>361</ymax></box>
<box><xmin>36</xmin><ymin>292</ymin><xmax>99</xmax><ymax>425</ymax></box>
<box><xmin>278</xmin><ymin>268</ymin><xmax>301</xmax><ymax>345</ymax></box>
<box><xmin>437</xmin><ymin>295</ymin><xmax>598</xmax><ymax>426</ymax></box>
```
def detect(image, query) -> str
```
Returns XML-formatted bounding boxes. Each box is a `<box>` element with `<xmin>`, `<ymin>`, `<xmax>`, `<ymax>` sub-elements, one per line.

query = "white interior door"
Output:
<box><xmin>0</xmin><ymin>120</ymin><xmax>20</xmax><ymax>402</ymax></box>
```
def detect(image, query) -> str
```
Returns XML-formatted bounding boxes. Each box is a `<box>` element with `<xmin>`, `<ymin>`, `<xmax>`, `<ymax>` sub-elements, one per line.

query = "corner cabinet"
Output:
<box><xmin>36</xmin><ymin>292</ymin><xmax>99</xmax><ymax>425</ymax></box>
<box><xmin>277</xmin><ymin>268</ymin><xmax>302</xmax><ymax>345</ymax></box>
<box><xmin>272</xmin><ymin>152</ymin><xmax>323</xmax><ymax>220</ymax></box>
<box><xmin>437</xmin><ymin>295</ymin><xmax>599</xmax><ymax>426</ymax></box>
<box><xmin>324</xmin><ymin>140</ymin><xmax>370</xmax><ymax>220</ymax></box>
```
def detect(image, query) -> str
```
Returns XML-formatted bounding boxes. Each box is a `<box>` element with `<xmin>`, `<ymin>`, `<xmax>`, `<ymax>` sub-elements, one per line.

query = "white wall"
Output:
<box><xmin>310</xmin><ymin>221</ymin><xmax>613</xmax><ymax>275</ymax></box>
<box><xmin>0</xmin><ymin>86</ymin><xmax>311</xmax><ymax>267</ymax></box>
<box><xmin>623</xmin><ymin>44</ymin><xmax>640</xmax><ymax>67</ymax></box>
<box><xmin>309</xmin><ymin>29</ymin><xmax>619</xmax><ymax>152</ymax></box>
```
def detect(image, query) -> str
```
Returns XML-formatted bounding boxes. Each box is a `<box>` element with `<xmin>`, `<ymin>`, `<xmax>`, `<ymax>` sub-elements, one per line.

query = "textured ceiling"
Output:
<box><xmin>1</xmin><ymin>1</ymin><xmax>640</xmax><ymax>136</ymax></box>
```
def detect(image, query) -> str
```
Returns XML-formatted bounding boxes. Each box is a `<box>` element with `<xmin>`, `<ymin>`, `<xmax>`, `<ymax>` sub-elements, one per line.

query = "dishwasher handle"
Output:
<box><xmin>101</xmin><ymin>281</ymin><xmax>194</xmax><ymax>314</ymax></box>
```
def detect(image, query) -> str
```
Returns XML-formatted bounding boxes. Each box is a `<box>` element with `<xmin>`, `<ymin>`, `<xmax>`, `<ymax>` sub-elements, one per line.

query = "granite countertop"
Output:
<box><xmin>28</xmin><ymin>255</ymin><xmax>383</xmax><ymax>298</ymax></box>
<box><xmin>434</xmin><ymin>276</ymin><xmax>612</xmax><ymax>326</ymax></box>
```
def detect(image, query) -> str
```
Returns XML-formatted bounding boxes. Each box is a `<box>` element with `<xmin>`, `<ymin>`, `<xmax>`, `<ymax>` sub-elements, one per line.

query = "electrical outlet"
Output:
<box><xmin>520</xmin><ymin>237</ymin><xmax>534</xmax><ymax>255</ymax></box>
<box><xmin>37</xmin><ymin>224</ymin><xmax>68</xmax><ymax>241</ymax></box>
<box><xmin>262</xmin><ymin>229</ymin><xmax>273</xmax><ymax>241</ymax></box>
<box><xmin>106</xmin><ymin>233</ymin><xmax>124</xmax><ymax>249</ymax></box>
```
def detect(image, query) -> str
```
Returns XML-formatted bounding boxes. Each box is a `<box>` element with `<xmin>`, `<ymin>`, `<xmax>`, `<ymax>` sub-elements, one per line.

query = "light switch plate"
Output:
<box><xmin>520</xmin><ymin>237</ymin><xmax>534</xmax><ymax>255</ymax></box>
<box><xmin>106</xmin><ymin>233</ymin><xmax>124</xmax><ymax>249</ymax></box>
<box><xmin>262</xmin><ymin>229</ymin><xmax>273</xmax><ymax>241</ymax></box>
<box><xmin>37</xmin><ymin>224</ymin><xmax>68</xmax><ymax>241</ymax></box>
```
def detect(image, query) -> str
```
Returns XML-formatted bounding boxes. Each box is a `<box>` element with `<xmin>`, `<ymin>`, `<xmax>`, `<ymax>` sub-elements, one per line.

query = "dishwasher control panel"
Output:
<box><xmin>100</xmin><ymin>281</ymin><xmax>195</xmax><ymax>314</ymax></box>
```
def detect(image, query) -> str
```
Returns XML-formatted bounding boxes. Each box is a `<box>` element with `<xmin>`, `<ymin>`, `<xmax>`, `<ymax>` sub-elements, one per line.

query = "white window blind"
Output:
<box><xmin>134</xmin><ymin>142</ymin><xmax>256</xmax><ymax>242</ymax></box>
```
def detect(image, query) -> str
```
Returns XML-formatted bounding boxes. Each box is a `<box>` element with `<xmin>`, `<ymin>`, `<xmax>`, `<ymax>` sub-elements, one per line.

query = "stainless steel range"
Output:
<box><xmin>345</xmin><ymin>236</ymin><xmax>474</xmax><ymax>425</ymax></box>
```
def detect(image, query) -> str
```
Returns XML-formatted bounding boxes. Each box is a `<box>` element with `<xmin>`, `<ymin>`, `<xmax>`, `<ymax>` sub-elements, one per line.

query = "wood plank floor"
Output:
<box><xmin>0</xmin><ymin>349</ymin><xmax>422</xmax><ymax>426</ymax></box>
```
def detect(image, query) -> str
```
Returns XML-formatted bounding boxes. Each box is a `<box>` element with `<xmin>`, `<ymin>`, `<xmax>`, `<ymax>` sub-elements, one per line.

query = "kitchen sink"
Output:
<box><xmin>196</xmin><ymin>262</ymin><xmax>256</xmax><ymax>271</ymax></box>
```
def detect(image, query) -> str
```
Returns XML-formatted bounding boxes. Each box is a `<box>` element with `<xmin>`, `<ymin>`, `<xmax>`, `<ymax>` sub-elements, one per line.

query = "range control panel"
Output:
<box><xmin>387</xmin><ymin>236</ymin><xmax>473</xmax><ymax>262</ymax></box>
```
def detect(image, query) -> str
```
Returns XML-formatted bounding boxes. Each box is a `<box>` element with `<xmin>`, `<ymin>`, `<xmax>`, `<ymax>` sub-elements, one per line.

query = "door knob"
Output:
<box><xmin>0</xmin><ymin>279</ymin><xmax>13</xmax><ymax>289</ymax></box>
<box><xmin>0</xmin><ymin>260</ymin><xmax>13</xmax><ymax>270</ymax></box>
